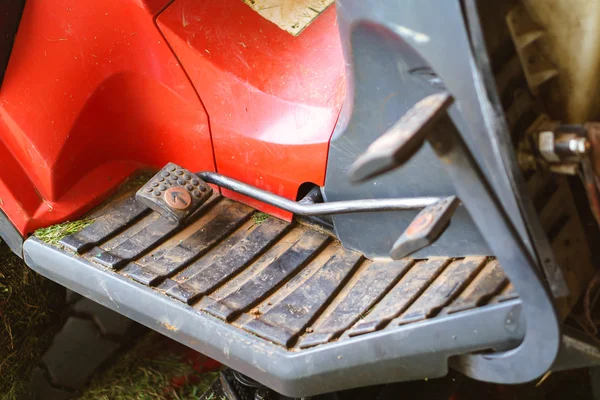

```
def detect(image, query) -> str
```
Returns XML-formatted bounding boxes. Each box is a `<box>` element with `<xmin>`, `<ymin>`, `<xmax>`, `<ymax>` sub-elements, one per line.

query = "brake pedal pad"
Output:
<box><xmin>390</xmin><ymin>196</ymin><xmax>459</xmax><ymax>259</ymax></box>
<box><xmin>349</xmin><ymin>93</ymin><xmax>454</xmax><ymax>183</ymax></box>
<box><xmin>135</xmin><ymin>163</ymin><xmax>212</xmax><ymax>223</ymax></box>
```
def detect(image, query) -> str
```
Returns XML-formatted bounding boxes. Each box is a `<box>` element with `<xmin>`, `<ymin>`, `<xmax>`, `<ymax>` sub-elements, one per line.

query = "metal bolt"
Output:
<box><xmin>568</xmin><ymin>137</ymin><xmax>590</xmax><ymax>155</ymax></box>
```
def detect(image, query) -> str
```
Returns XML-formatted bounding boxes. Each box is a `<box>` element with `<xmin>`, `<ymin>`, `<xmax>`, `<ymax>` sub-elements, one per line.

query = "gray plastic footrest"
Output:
<box><xmin>25</xmin><ymin>187</ymin><xmax>523</xmax><ymax>397</ymax></box>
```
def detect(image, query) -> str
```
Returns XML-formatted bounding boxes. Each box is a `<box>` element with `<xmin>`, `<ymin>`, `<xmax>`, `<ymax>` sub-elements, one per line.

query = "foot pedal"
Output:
<box><xmin>391</xmin><ymin>196</ymin><xmax>459</xmax><ymax>259</ymax></box>
<box><xmin>136</xmin><ymin>163</ymin><xmax>212</xmax><ymax>223</ymax></box>
<box><xmin>349</xmin><ymin>93</ymin><xmax>453</xmax><ymax>183</ymax></box>
<box><xmin>349</xmin><ymin>92</ymin><xmax>561</xmax><ymax>384</ymax></box>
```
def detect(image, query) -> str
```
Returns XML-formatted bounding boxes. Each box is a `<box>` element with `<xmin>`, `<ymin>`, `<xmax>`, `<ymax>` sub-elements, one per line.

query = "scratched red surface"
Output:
<box><xmin>0</xmin><ymin>0</ymin><xmax>345</xmax><ymax>235</ymax></box>
<box><xmin>158</xmin><ymin>0</ymin><xmax>345</xmax><ymax>219</ymax></box>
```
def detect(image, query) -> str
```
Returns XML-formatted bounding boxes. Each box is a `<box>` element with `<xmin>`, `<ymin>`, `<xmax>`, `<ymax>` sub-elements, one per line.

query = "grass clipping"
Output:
<box><xmin>81</xmin><ymin>332</ymin><xmax>218</xmax><ymax>400</ymax></box>
<box><xmin>32</xmin><ymin>171</ymin><xmax>153</xmax><ymax>247</ymax></box>
<box><xmin>34</xmin><ymin>219</ymin><xmax>94</xmax><ymax>246</ymax></box>
<box><xmin>0</xmin><ymin>242</ymin><xmax>65</xmax><ymax>400</ymax></box>
<box><xmin>252</xmin><ymin>212</ymin><xmax>268</xmax><ymax>226</ymax></box>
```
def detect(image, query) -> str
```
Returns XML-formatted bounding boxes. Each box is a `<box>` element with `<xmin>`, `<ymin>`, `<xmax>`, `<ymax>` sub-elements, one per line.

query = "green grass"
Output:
<box><xmin>32</xmin><ymin>171</ymin><xmax>155</xmax><ymax>247</ymax></box>
<box><xmin>0</xmin><ymin>242</ymin><xmax>65</xmax><ymax>400</ymax></box>
<box><xmin>252</xmin><ymin>212</ymin><xmax>269</xmax><ymax>225</ymax></box>
<box><xmin>34</xmin><ymin>219</ymin><xmax>94</xmax><ymax>246</ymax></box>
<box><xmin>80</xmin><ymin>332</ymin><xmax>218</xmax><ymax>400</ymax></box>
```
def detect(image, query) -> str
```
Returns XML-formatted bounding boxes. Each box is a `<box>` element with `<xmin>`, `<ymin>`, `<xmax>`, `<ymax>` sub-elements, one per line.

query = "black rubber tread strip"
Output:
<box><xmin>203</xmin><ymin>230</ymin><xmax>331</xmax><ymax>321</ymax></box>
<box><xmin>168</xmin><ymin>217</ymin><xmax>291</xmax><ymax>304</ymax></box>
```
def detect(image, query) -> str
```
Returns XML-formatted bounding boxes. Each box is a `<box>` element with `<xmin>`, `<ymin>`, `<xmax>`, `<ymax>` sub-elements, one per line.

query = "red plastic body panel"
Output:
<box><xmin>0</xmin><ymin>0</ymin><xmax>215</xmax><ymax>234</ymax></box>
<box><xmin>157</xmin><ymin>1</ymin><xmax>345</xmax><ymax>219</ymax></box>
<box><xmin>0</xmin><ymin>0</ymin><xmax>344</xmax><ymax>235</ymax></box>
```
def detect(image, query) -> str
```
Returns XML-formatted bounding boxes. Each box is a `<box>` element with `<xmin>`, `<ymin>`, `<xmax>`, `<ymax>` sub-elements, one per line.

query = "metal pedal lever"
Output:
<box><xmin>196</xmin><ymin>171</ymin><xmax>440</xmax><ymax>216</ymax></box>
<box><xmin>349</xmin><ymin>93</ymin><xmax>453</xmax><ymax>182</ymax></box>
<box><xmin>349</xmin><ymin>91</ymin><xmax>561</xmax><ymax>384</ymax></box>
<box><xmin>391</xmin><ymin>196</ymin><xmax>460</xmax><ymax>259</ymax></box>
<box><xmin>137</xmin><ymin>164</ymin><xmax>441</xmax><ymax>221</ymax></box>
<box><xmin>349</xmin><ymin>93</ymin><xmax>459</xmax><ymax>259</ymax></box>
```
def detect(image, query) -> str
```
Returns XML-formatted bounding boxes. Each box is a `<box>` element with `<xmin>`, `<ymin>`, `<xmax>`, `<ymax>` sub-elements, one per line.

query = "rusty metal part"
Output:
<box><xmin>390</xmin><ymin>196</ymin><xmax>459</xmax><ymax>259</ymax></box>
<box><xmin>406</xmin><ymin>213</ymin><xmax>434</xmax><ymax>236</ymax></box>
<box><xmin>538</xmin><ymin>130</ymin><xmax>590</xmax><ymax>166</ymax></box>
<box><xmin>520</xmin><ymin>117</ymin><xmax>591</xmax><ymax>176</ymax></box>
<box><xmin>513</xmin><ymin>118</ymin><xmax>596</xmax><ymax>316</ymax></box>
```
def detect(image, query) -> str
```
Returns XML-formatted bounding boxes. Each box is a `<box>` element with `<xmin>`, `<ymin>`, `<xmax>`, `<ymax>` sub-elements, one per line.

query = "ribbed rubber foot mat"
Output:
<box><xmin>55</xmin><ymin>190</ymin><xmax>517</xmax><ymax>350</ymax></box>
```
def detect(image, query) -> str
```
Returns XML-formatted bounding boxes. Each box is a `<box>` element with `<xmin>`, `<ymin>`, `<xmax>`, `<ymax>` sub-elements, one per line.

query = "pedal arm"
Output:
<box><xmin>351</xmin><ymin>92</ymin><xmax>561</xmax><ymax>383</ymax></box>
<box><xmin>426</xmin><ymin>99</ymin><xmax>560</xmax><ymax>383</ymax></box>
